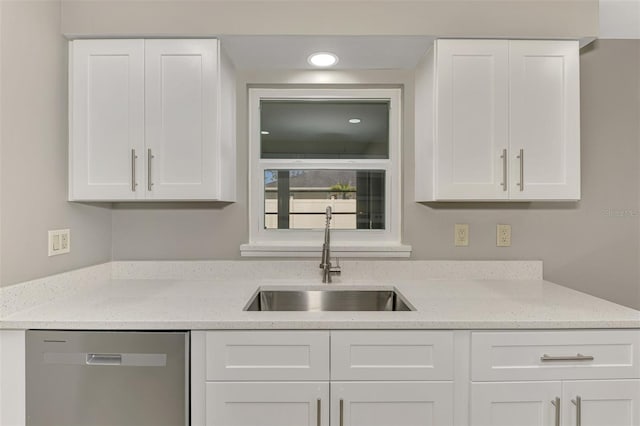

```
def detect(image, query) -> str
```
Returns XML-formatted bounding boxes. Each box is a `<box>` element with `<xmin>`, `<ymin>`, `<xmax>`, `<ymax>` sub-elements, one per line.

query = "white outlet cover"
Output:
<box><xmin>454</xmin><ymin>224</ymin><xmax>469</xmax><ymax>247</ymax></box>
<box><xmin>496</xmin><ymin>224</ymin><xmax>511</xmax><ymax>247</ymax></box>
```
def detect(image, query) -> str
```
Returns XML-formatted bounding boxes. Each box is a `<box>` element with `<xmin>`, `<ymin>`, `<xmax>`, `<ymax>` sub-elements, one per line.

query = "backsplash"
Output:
<box><xmin>1</xmin><ymin>260</ymin><xmax>542</xmax><ymax>319</ymax></box>
<box><xmin>111</xmin><ymin>260</ymin><xmax>542</xmax><ymax>281</ymax></box>
<box><xmin>0</xmin><ymin>263</ymin><xmax>111</xmax><ymax>317</ymax></box>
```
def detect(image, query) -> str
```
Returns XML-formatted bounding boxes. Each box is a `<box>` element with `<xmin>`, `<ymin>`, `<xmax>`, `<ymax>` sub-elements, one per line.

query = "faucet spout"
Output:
<box><xmin>320</xmin><ymin>206</ymin><xmax>341</xmax><ymax>283</ymax></box>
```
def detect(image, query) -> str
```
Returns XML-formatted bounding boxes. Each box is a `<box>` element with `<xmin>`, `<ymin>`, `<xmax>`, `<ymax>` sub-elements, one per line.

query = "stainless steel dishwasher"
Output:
<box><xmin>26</xmin><ymin>330</ymin><xmax>189</xmax><ymax>426</ymax></box>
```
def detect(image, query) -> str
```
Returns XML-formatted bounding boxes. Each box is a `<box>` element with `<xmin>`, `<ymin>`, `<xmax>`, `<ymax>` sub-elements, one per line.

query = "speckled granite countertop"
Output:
<box><xmin>2</xmin><ymin>278</ymin><xmax>639</xmax><ymax>330</ymax></box>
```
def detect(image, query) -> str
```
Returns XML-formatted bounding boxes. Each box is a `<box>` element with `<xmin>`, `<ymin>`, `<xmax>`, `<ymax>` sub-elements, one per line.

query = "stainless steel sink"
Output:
<box><xmin>244</xmin><ymin>287</ymin><xmax>415</xmax><ymax>312</ymax></box>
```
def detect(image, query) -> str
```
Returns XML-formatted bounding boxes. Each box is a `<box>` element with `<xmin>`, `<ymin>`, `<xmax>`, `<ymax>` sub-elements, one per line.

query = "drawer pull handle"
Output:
<box><xmin>551</xmin><ymin>397</ymin><xmax>560</xmax><ymax>426</ymax></box>
<box><xmin>540</xmin><ymin>354</ymin><xmax>594</xmax><ymax>362</ymax></box>
<box><xmin>339</xmin><ymin>399</ymin><xmax>344</xmax><ymax>426</ymax></box>
<box><xmin>572</xmin><ymin>396</ymin><xmax>582</xmax><ymax>426</ymax></box>
<box><xmin>317</xmin><ymin>399</ymin><xmax>321</xmax><ymax>426</ymax></box>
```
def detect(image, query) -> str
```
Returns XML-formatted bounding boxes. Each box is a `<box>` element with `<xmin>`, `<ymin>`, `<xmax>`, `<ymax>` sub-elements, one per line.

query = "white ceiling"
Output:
<box><xmin>220</xmin><ymin>35</ymin><xmax>435</xmax><ymax>70</ymax></box>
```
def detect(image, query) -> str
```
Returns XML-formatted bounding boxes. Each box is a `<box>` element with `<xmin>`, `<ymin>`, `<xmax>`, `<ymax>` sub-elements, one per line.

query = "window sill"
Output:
<box><xmin>240</xmin><ymin>243</ymin><xmax>412</xmax><ymax>258</ymax></box>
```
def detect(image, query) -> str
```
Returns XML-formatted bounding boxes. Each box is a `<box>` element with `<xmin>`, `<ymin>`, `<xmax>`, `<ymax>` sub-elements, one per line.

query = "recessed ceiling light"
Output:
<box><xmin>348</xmin><ymin>118</ymin><xmax>361</xmax><ymax>124</ymax></box>
<box><xmin>261</xmin><ymin>130</ymin><xmax>270</xmax><ymax>135</ymax></box>
<box><xmin>307</xmin><ymin>52</ymin><xmax>339</xmax><ymax>67</ymax></box>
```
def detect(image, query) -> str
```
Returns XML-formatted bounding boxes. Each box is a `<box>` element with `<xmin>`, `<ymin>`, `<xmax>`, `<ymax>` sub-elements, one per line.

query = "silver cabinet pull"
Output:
<box><xmin>551</xmin><ymin>397</ymin><xmax>560</xmax><ymax>426</ymax></box>
<box><xmin>500</xmin><ymin>149</ymin><xmax>507</xmax><ymax>191</ymax></box>
<box><xmin>86</xmin><ymin>353</ymin><xmax>122</xmax><ymax>366</ymax></box>
<box><xmin>339</xmin><ymin>398</ymin><xmax>344</xmax><ymax>426</ymax></box>
<box><xmin>147</xmin><ymin>148</ymin><xmax>154</xmax><ymax>191</ymax></box>
<box><xmin>131</xmin><ymin>149</ymin><xmax>138</xmax><ymax>192</ymax></box>
<box><xmin>572</xmin><ymin>396</ymin><xmax>582</xmax><ymax>426</ymax></box>
<box><xmin>516</xmin><ymin>149</ymin><xmax>524</xmax><ymax>191</ymax></box>
<box><xmin>541</xmin><ymin>354</ymin><xmax>595</xmax><ymax>362</ymax></box>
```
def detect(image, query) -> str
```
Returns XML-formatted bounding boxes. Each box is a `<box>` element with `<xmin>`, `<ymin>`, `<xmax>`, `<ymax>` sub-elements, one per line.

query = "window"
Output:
<box><xmin>241</xmin><ymin>88</ymin><xmax>409</xmax><ymax>257</ymax></box>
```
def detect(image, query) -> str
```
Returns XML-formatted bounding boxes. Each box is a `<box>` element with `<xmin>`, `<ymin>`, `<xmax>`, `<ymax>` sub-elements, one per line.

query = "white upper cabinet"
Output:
<box><xmin>69</xmin><ymin>40</ymin><xmax>145</xmax><ymax>201</ymax></box>
<box><xmin>432</xmin><ymin>40</ymin><xmax>510</xmax><ymax>200</ymax></box>
<box><xmin>415</xmin><ymin>39</ymin><xmax>580</xmax><ymax>201</ymax></box>
<box><xmin>69</xmin><ymin>39</ymin><xmax>236</xmax><ymax>202</ymax></box>
<box><xmin>508</xmin><ymin>41</ymin><xmax>580</xmax><ymax>200</ymax></box>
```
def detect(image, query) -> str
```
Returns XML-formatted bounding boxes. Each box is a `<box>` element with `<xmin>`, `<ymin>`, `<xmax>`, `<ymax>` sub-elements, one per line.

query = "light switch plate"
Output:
<box><xmin>454</xmin><ymin>224</ymin><xmax>469</xmax><ymax>247</ymax></box>
<box><xmin>48</xmin><ymin>229</ymin><xmax>70</xmax><ymax>256</ymax></box>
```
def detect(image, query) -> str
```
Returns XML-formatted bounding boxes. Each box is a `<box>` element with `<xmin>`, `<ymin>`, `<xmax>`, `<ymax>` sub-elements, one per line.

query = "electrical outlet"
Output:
<box><xmin>454</xmin><ymin>224</ymin><xmax>469</xmax><ymax>247</ymax></box>
<box><xmin>48</xmin><ymin>229</ymin><xmax>70</xmax><ymax>256</ymax></box>
<box><xmin>497</xmin><ymin>224</ymin><xmax>511</xmax><ymax>247</ymax></box>
<box><xmin>60</xmin><ymin>231</ymin><xmax>69</xmax><ymax>250</ymax></box>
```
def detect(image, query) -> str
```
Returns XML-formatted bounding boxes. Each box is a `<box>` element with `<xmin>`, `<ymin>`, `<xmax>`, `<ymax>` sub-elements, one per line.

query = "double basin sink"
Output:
<box><xmin>244</xmin><ymin>287</ymin><xmax>414</xmax><ymax>312</ymax></box>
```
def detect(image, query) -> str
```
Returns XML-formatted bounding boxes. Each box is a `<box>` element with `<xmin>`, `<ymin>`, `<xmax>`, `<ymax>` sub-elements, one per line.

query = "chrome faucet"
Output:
<box><xmin>320</xmin><ymin>206</ymin><xmax>341</xmax><ymax>283</ymax></box>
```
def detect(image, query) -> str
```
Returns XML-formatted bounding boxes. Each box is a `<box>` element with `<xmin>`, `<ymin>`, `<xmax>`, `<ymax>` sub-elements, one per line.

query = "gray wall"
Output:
<box><xmin>2</xmin><ymin>0</ymin><xmax>639</xmax><ymax>313</ymax></box>
<box><xmin>407</xmin><ymin>40</ymin><xmax>640</xmax><ymax>310</ymax></box>
<box><xmin>112</xmin><ymin>41</ymin><xmax>640</xmax><ymax>310</ymax></box>
<box><xmin>0</xmin><ymin>1</ymin><xmax>112</xmax><ymax>287</ymax></box>
<box><xmin>60</xmin><ymin>0</ymin><xmax>598</xmax><ymax>39</ymax></box>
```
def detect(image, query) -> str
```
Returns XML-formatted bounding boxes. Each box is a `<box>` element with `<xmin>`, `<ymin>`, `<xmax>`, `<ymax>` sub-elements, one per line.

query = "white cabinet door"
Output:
<box><xmin>562</xmin><ymin>380</ymin><xmax>640</xmax><ymax>426</ymax></box>
<box><xmin>69</xmin><ymin>39</ymin><xmax>145</xmax><ymax>201</ymax></box>
<box><xmin>331</xmin><ymin>381</ymin><xmax>453</xmax><ymax>426</ymax></box>
<box><xmin>206</xmin><ymin>382</ymin><xmax>329</xmax><ymax>426</ymax></box>
<box><xmin>471</xmin><ymin>382</ymin><xmax>562</xmax><ymax>426</ymax></box>
<box><xmin>509</xmin><ymin>40</ymin><xmax>580</xmax><ymax>200</ymax></box>
<box><xmin>435</xmin><ymin>39</ymin><xmax>509</xmax><ymax>200</ymax></box>
<box><xmin>145</xmin><ymin>39</ymin><xmax>219</xmax><ymax>200</ymax></box>
<box><xmin>0</xmin><ymin>331</ymin><xmax>25</xmax><ymax>426</ymax></box>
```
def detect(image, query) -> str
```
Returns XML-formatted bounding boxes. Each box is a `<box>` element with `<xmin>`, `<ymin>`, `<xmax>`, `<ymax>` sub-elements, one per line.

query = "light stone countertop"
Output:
<box><xmin>2</xmin><ymin>278</ymin><xmax>639</xmax><ymax>330</ymax></box>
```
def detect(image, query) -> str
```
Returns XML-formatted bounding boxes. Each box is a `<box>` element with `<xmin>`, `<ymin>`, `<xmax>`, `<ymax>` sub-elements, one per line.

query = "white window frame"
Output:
<box><xmin>240</xmin><ymin>88</ymin><xmax>410</xmax><ymax>257</ymax></box>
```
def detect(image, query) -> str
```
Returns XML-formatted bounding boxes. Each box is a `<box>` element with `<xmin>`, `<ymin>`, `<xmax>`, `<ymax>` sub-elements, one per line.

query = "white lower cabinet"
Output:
<box><xmin>197</xmin><ymin>331</ymin><xmax>455</xmax><ymax>426</ymax></box>
<box><xmin>470</xmin><ymin>331</ymin><xmax>640</xmax><ymax>426</ymax></box>
<box><xmin>332</xmin><ymin>381</ymin><xmax>453</xmax><ymax>426</ymax></box>
<box><xmin>471</xmin><ymin>382</ymin><xmax>563</xmax><ymax>426</ymax></box>
<box><xmin>206</xmin><ymin>382</ymin><xmax>329</xmax><ymax>426</ymax></box>
<box><xmin>562</xmin><ymin>380</ymin><xmax>640</xmax><ymax>426</ymax></box>
<box><xmin>194</xmin><ymin>330</ymin><xmax>640</xmax><ymax>426</ymax></box>
<box><xmin>471</xmin><ymin>380</ymin><xmax>640</xmax><ymax>426</ymax></box>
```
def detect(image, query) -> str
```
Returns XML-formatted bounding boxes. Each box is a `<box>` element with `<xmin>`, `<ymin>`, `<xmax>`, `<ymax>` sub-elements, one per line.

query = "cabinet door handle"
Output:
<box><xmin>131</xmin><ymin>149</ymin><xmax>138</xmax><ymax>192</ymax></box>
<box><xmin>147</xmin><ymin>149</ymin><xmax>154</xmax><ymax>191</ymax></box>
<box><xmin>339</xmin><ymin>398</ymin><xmax>344</xmax><ymax>426</ymax></box>
<box><xmin>316</xmin><ymin>399</ymin><xmax>321</xmax><ymax>426</ymax></box>
<box><xmin>516</xmin><ymin>149</ymin><xmax>524</xmax><ymax>191</ymax></box>
<box><xmin>500</xmin><ymin>149</ymin><xmax>507</xmax><ymax>191</ymax></box>
<box><xmin>551</xmin><ymin>397</ymin><xmax>560</xmax><ymax>426</ymax></box>
<box><xmin>571</xmin><ymin>396</ymin><xmax>582</xmax><ymax>426</ymax></box>
<box><xmin>541</xmin><ymin>354</ymin><xmax>594</xmax><ymax>362</ymax></box>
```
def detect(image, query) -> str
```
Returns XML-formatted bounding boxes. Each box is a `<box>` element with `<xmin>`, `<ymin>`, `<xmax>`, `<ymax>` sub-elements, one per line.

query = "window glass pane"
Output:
<box><xmin>264</xmin><ymin>169</ymin><xmax>385</xmax><ymax>230</ymax></box>
<box><xmin>260</xmin><ymin>101</ymin><xmax>389</xmax><ymax>159</ymax></box>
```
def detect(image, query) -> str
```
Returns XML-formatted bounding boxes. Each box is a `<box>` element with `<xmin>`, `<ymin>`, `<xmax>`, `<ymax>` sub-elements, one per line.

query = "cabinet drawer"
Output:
<box><xmin>472</xmin><ymin>330</ymin><xmax>640</xmax><ymax>381</ymax></box>
<box><xmin>205</xmin><ymin>331</ymin><xmax>329</xmax><ymax>381</ymax></box>
<box><xmin>331</xmin><ymin>331</ymin><xmax>454</xmax><ymax>380</ymax></box>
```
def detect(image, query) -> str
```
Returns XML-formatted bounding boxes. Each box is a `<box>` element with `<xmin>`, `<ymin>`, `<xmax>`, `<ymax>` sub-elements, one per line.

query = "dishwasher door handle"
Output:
<box><xmin>86</xmin><ymin>353</ymin><xmax>123</xmax><ymax>365</ymax></box>
<box><xmin>43</xmin><ymin>352</ymin><xmax>167</xmax><ymax>367</ymax></box>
